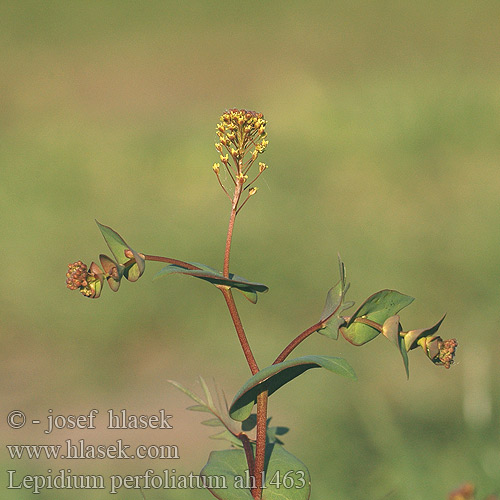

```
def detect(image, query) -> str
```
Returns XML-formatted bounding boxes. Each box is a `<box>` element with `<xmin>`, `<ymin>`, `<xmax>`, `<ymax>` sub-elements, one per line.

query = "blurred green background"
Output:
<box><xmin>1</xmin><ymin>1</ymin><xmax>499</xmax><ymax>498</ymax></box>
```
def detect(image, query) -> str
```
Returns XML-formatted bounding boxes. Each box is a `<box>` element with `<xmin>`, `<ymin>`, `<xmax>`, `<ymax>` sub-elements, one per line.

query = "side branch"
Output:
<box><xmin>143</xmin><ymin>254</ymin><xmax>201</xmax><ymax>270</ymax></box>
<box><xmin>273</xmin><ymin>321</ymin><xmax>323</xmax><ymax>365</ymax></box>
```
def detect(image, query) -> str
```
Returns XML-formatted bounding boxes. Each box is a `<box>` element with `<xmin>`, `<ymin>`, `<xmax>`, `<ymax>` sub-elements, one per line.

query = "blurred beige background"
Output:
<box><xmin>1</xmin><ymin>1</ymin><xmax>499</xmax><ymax>498</ymax></box>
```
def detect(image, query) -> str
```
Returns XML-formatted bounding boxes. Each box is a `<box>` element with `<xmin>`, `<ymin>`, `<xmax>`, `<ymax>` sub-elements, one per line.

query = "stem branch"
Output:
<box><xmin>143</xmin><ymin>254</ymin><xmax>201</xmax><ymax>270</ymax></box>
<box><xmin>239</xmin><ymin>433</ymin><xmax>255</xmax><ymax>480</ymax></box>
<box><xmin>273</xmin><ymin>321</ymin><xmax>323</xmax><ymax>364</ymax></box>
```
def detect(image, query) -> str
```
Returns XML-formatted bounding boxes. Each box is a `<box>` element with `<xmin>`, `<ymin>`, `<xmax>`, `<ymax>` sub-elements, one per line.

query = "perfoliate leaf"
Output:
<box><xmin>318</xmin><ymin>255</ymin><xmax>354</xmax><ymax>340</ymax></box>
<box><xmin>400</xmin><ymin>339</ymin><xmax>410</xmax><ymax>379</ymax></box>
<box><xmin>382</xmin><ymin>315</ymin><xmax>410</xmax><ymax>378</ymax></box>
<box><xmin>318</xmin><ymin>310</ymin><xmax>351</xmax><ymax>340</ymax></box>
<box><xmin>340</xmin><ymin>290</ymin><xmax>414</xmax><ymax>345</ymax></box>
<box><xmin>153</xmin><ymin>262</ymin><xmax>268</xmax><ymax>303</ymax></box>
<box><xmin>403</xmin><ymin>315</ymin><xmax>447</xmax><ymax>352</ymax></box>
<box><xmin>201</xmin><ymin>445</ymin><xmax>311</xmax><ymax>500</ymax></box>
<box><xmin>230</xmin><ymin>355</ymin><xmax>356</xmax><ymax>422</ymax></box>
<box><xmin>96</xmin><ymin>221</ymin><xmax>145</xmax><ymax>282</ymax></box>
<box><xmin>88</xmin><ymin>262</ymin><xmax>104</xmax><ymax>298</ymax></box>
<box><xmin>96</xmin><ymin>220</ymin><xmax>133</xmax><ymax>266</ymax></box>
<box><xmin>381</xmin><ymin>315</ymin><xmax>401</xmax><ymax>345</ymax></box>
<box><xmin>99</xmin><ymin>254</ymin><xmax>123</xmax><ymax>292</ymax></box>
<box><xmin>320</xmin><ymin>282</ymin><xmax>344</xmax><ymax>322</ymax></box>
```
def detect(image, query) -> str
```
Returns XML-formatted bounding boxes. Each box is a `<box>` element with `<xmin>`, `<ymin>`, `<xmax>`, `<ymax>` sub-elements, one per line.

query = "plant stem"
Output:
<box><xmin>143</xmin><ymin>254</ymin><xmax>201</xmax><ymax>270</ymax></box>
<box><xmin>352</xmin><ymin>316</ymin><xmax>383</xmax><ymax>331</ymax></box>
<box><xmin>273</xmin><ymin>317</ymin><xmax>383</xmax><ymax>365</ymax></box>
<box><xmin>273</xmin><ymin>310</ymin><xmax>385</xmax><ymax>365</ymax></box>
<box><xmin>220</xmin><ymin>287</ymin><xmax>259</xmax><ymax>375</ymax></box>
<box><xmin>220</xmin><ymin>176</ymin><xmax>270</xmax><ymax>499</ymax></box>
<box><xmin>253</xmin><ymin>391</ymin><xmax>268</xmax><ymax>499</ymax></box>
<box><xmin>273</xmin><ymin>320</ymin><xmax>324</xmax><ymax>364</ymax></box>
<box><xmin>223</xmin><ymin>181</ymin><xmax>242</xmax><ymax>277</ymax></box>
<box><xmin>239</xmin><ymin>433</ymin><xmax>255</xmax><ymax>479</ymax></box>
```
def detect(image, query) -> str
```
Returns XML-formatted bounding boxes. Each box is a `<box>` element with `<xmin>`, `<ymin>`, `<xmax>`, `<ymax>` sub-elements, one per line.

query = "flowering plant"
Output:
<box><xmin>67</xmin><ymin>109</ymin><xmax>457</xmax><ymax>499</ymax></box>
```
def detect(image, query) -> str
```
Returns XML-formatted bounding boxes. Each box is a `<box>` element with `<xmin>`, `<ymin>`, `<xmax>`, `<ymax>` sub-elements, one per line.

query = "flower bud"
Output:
<box><xmin>66</xmin><ymin>260</ymin><xmax>104</xmax><ymax>298</ymax></box>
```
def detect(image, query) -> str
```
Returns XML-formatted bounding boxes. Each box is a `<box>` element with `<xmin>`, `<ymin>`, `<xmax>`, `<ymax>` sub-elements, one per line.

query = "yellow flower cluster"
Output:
<box><xmin>215</xmin><ymin>109</ymin><xmax>268</xmax><ymax>178</ymax></box>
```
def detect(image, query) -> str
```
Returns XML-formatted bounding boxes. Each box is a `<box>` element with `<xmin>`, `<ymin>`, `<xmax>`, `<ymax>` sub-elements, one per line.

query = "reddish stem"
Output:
<box><xmin>352</xmin><ymin>316</ymin><xmax>383</xmax><ymax>331</ymax></box>
<box><xmin>253</xmin><ymin>391</ymin><xmax>268</xmax><ymax>497</ymax></box>
<box><xmin>239</xmin><ymin>433</ymin><xmax>255</xmax><ymax>479</ymax></box>
<box><xmin>273</xmin><ymin>306</ymin><xmax>385</xmax><ymax>365</ymax></box>
<box><xmin>143</xmin><ymin>254</ymin><xmax>201</xmax><ymax>270</ymax></box>
<box><xmin>273</xmin><ymin>320</ymin><xmax>323</xmax><ymax>364</ymax></box>
<box><xmin>220</xmin><ymin>287</ymin><xmax>259</xmax><ymax>375</ymax></box>
<box><xmin>220</xmin><ymin>173</ymin><xmax>270</xmax><ymax>499</ymax></box>
<box><xmin>223</xmin><ymin>181</ymin><xmax>242</xmax><ymax>277</ymax></box>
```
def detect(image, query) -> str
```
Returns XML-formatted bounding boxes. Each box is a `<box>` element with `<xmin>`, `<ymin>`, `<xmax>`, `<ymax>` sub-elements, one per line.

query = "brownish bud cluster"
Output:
<box><xmin>66</xmin><ymin>260</ymin><xmax>104</xmax><ymax>298</ymax></box>
<box><xmin>418</xmin><ymin>334</ymin><xmax>458</xmax><ymax>369</ymax></box>
<box><xmin>436</xmin><ymin>338</ymin><xmax>458</xmax><ymax>369</ymax></box>
<box><xmin>66</xmin><ymin>261</ymin><xmax>88</xmax><ymax>290</ymax></box>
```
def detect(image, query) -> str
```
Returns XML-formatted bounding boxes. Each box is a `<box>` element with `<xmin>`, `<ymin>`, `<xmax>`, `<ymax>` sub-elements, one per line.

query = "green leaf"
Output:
<box><xmin>153</xmin><ymin>262</ymin><xmax>268</xmax><ymax>303</ymax></box>
<box><xmin>96</xmin><ymin>221</ymin><xmax>145</xmax><ymax>282</ymax></box>
<box><xmin>187</xmin><ymin>405</ymin><xmax>212</xmax><ymax>413</ymax></box>
<box><xmin>229</xmin><ymin>355</ymin><xmax>356</xmax><ymax>422</ymax></box>
<box><xmin>99</xmin><ymin>254</ymin><xmax>123</xmax><ymax>292</ymax></box>
<box><xmin>168</xmin><ymin>379</ymin><xmax>206</xmax><ymax>406</ymax></box>
<box><xmin>241</xmin><ymin>414</ymin><xmax>257</xmax><ymax>432</ymax></box>
<box><xmin>202</xmin><ymin>418</ymin><xmax>224</xmax><ymax>427</ymax></box>
<box><xmin>381</xmin><ymin>315</ymin><xmax>410</xmax><ymax>378</ymax></box>
<box><xmin>236</xmin><ymin>289</ymin><xmax>258</xmax><ymax>303</ymax></box>
<box><xmin>169</xmin><ymin>378</ymin><xmax>242</xmax><ymax>446</ymax></box>
<box><xmin>199</xmin><ymin>376</ymin><xmax>215</xmax><ymax>409</ymax></box>
<box><xmin>318</xmin><ymin>316</ymin><xmax>346</xmax><ymax>340</ymax></box>
<box><xmin>404</xmin><ymin>315</ymin><xmax>446</xmax><ymax>352</ymax></box>
<box><xmin>340</xmin><ymin>290</ymin><xmax>414</xmax><ymax>346</ymax></box>
<box><xmin>320</xmin><ymin>256</ymin><xmax>347</xmax><ymax>320</ymax></box>
<box><xmin>209</xmin><ymin>430</ymin><xmax>244</xmax><ymax>448</ymax></box>
<box><xmin>201</xmin><ymin>444</ymin><xmax>311</xmax><ymax>500</ymax></box>
<box><xmin>381</xmin><ymin>315</ymin><xmax>401</xmax><ymax>346</ymax></box>
<box><xmin>88</xmin><ymin>262</ymin><xmax>104</xmax><ymax>298</ymax></box>
<box><xmin>318</xmin><ymin>256</ymin><xmax>354</xmax><ymax>340</ymax></box>
<box><xmin>267</xmin><ymin>425</ymin><xmax>289</xmax><ymax>445</ymax></box>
